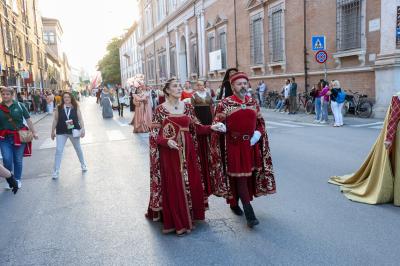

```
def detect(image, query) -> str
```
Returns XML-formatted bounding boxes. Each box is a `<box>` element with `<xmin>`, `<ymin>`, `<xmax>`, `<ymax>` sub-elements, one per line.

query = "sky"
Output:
<box><xmin>39</xmin><ymin>0</ymin><xmax>139</xmax><ymax>76</ymax></box>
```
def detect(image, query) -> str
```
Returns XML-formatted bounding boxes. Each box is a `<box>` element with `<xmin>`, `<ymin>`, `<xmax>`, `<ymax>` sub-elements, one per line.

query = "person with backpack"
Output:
<box><xmin>330</xmin><ymin>80</ymin><xmax>345</xmax><ymax>127</ymax></box>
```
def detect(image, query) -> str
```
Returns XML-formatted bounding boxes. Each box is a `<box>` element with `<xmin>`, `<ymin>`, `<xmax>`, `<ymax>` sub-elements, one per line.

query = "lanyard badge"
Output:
<box><xmin>65</xmin><ymin>107</ymin><xmax>75</xmax><ymax>130</ymax></box>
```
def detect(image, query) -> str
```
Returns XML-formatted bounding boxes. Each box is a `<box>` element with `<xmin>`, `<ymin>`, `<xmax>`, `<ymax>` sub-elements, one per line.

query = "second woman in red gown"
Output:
<box><xmin>146</xmin><ymin>78</ymin><xmax>225</xmax><ymax>235</ymax></box>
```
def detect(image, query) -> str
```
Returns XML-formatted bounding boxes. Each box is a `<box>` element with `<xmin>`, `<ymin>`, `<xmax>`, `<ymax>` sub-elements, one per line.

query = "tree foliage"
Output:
<box><xmin>97</xmin><ymin>37</ymin><xmax>122</xmax><ymax>85</ymax></box>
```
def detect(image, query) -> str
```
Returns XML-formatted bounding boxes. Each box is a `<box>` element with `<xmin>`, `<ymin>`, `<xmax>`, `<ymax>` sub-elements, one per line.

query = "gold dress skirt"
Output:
<box><xmin>329</xmin><ymin>97</ymin><xmax>400</xmax><ymax>206</ymax></box>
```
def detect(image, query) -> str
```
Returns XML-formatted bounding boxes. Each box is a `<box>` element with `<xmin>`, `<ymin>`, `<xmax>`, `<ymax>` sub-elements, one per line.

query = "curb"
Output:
<box><xmin>32</xmin><ymin>113</ymin><xmax>49</xmax><ymax>125</ymax></box>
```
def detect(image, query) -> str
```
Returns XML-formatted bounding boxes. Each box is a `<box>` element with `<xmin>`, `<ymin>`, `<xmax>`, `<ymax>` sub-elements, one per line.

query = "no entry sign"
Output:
<box><xmin>315</xmin><ymin>50</ymin><xmax>328</xmax><ymax>64</ymax></box>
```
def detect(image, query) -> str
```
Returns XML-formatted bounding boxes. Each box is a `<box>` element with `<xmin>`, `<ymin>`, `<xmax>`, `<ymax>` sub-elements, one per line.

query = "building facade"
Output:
<box><xmin>42</xmin><ymin>16</ymin><xmax>71</xmax><ymax>91</ymax></box>
<box><xmin>0</xmin><ymin>0</ymin><xmax>46</xmax><ymax>90</ymax></box>
<box><xmin>119</xmin><ymin>22</ymin><xmax>143</xmax><ymax>88</ymax></box>
<box><xmin>132</xmin><ymin>0</ymin><xmax>400</xmax><ymax>116</ymax></box>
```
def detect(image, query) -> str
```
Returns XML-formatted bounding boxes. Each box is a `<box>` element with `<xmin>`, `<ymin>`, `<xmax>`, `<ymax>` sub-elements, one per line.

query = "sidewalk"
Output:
<box><xmin>261</xmin><ymin>108</ymin><xmax>383</xmax><ymax>126</ymax></box>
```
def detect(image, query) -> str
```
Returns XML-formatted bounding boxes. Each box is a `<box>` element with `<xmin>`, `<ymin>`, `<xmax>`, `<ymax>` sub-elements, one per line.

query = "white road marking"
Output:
<box><xmin>39</xmin><ymin>138</ymin><xmax>56</xmax><ymax>149</ymax></box>
<box><xmin>106</xmin><ymin>130</ymin><xmax>126</xmax><ymax>141</ymax></box>
<box><xmin>282</xmin><ymin>120</ymin><xmax>326</xmax><ymax>127</ymax></box>
<box><xmin>114</xmin><ymin>119</ymin><xmax>130</xmax><ymax>127</ymax></box>
<box><xmin>267</xmin><ymin>121</ymin><xmax>303</xmax><ymax>128</ymax></box>
<box><xmin>350</xmin><ymin>122</ymin><xmax>384</xmax><ymax>128</ymax></box>
<box><xmin>39</xmin><ymin>133</ymin><xmax>94</xmax><ymax>150</ymax></box>
<box><xmin>369</xmin><ymin>125</ymin><xmax>383</xmax><ymax>129</ymax></box>
<box><xmin>80</xmin><ymin>132</ymin><xmax>94</xmax><ymax>144</ymax></box>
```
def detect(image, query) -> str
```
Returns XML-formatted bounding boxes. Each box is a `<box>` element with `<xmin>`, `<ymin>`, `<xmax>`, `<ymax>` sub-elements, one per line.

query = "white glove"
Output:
<box><xmin>211</xmin><ymin>122</ymin><xmax>226</xmax><ymax>133</ymax></box>
<box><xmin>250</xmin><ymin>130</ymin><xmax>261</xmax><ymax>146</ymax></box>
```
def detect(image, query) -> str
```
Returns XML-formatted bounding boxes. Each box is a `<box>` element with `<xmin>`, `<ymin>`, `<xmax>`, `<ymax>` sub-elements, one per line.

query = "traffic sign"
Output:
<box><xmin>312</xmin><ymin>35</ymin><xmax>326</xmax><ymax>51</ymax></box>
<box><xmin>315</xmin><ymin>50</ymin><xmax>328</xmax><ymax>64</ymax></box>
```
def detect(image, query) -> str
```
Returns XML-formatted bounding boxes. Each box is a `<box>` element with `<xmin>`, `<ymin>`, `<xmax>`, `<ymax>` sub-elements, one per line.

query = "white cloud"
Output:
<box><xmin>39</xmin><ymin>0</ymin><xmax>139</xmax><ymax>75</ymax></box>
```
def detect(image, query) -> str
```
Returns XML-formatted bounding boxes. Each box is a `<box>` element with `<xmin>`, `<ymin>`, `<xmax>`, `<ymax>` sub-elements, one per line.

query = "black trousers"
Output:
<box><xmin>118</xmin><ymin>104</ymin><xmax>124</xmax><ymax>117</ymax></box>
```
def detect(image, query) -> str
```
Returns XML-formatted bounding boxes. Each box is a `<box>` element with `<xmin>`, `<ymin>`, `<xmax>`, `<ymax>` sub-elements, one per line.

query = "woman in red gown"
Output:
<box><xmin>146</xmin><ymin>78</ymin><xmax>225</xmax><ymax>235</ymax></box>
<box><xmin>180</xmin><ymin>81</ymin><xmax>194</xmax><ymax>102</ymax></box>
<box><xmin>191</xmin><ymin>80</ymin><xmax>214</xmax><ymax>196</ymax></box>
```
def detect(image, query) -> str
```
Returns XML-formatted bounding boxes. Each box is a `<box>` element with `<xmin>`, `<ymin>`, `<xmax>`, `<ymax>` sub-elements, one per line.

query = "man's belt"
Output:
<box><xmin>229</xmin><ymin>132</ymin><xmax>251</xmax><ymax>141</ymax></box>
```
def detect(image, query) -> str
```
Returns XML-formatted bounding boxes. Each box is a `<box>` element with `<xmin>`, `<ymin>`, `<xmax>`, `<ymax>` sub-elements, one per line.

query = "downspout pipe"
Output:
<box><xmin>234</xmin><ymin>0</ymin><xmax>238</xmax><ymax>68</ymax></box>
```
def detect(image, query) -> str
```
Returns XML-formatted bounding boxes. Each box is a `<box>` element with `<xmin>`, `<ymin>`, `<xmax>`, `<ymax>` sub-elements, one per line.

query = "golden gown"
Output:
<box><xmin>329</xmin><ymin>96</ymin><xmax>400</xmax><ymax>206</ymax></box>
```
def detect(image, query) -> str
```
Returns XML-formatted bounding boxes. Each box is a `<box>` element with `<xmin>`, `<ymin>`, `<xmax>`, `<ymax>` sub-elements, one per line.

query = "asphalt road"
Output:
<box><xmin>0</xmin><ymin>97</ymin><xmax>399</xmax><ymax>266</ymax></box>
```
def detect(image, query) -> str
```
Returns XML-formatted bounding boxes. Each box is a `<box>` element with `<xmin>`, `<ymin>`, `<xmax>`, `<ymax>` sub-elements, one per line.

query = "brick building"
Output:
<box><xmin>0</xmin><ymin>0</ymin><xmax>46</xmax><ymax>90</ymax></box>
<box><xmin>129</xmin><ymin>0</ymin><xmax>400</xmax><ymax>116</ymax></box>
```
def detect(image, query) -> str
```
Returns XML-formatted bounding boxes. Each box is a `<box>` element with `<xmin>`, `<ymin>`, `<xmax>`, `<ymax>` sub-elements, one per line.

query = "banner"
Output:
<box><xmin>209</xmin><ymin>50</ymin><xmax>222</xmax><ymax>71</ymax></box>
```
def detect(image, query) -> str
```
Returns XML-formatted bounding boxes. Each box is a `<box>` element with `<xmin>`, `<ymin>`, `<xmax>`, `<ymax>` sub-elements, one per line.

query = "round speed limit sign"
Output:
<box><xmin>315</xmin><ymin>50</ymin><xmax>328</xmax><ymax>64</ymax></box>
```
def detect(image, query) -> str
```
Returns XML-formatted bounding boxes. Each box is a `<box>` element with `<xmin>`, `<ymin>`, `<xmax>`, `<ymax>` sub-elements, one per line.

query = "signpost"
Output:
<box><xmin>315</xmin><ymin>50</ymin><xmax>328</xmax><ymax>80</ymax></box>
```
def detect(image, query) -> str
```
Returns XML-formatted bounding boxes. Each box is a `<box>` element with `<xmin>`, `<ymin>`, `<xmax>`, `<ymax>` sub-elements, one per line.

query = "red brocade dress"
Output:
<box><xmin>146</xmin><ymin>103</ymin><xmax>211</xmax><ymax>234</ymax></box>
<box><xmin>191</xmin><ymin>91</ymin><xmax>214</xmax><ymax>196</ymax></box>
<box><xmin>210</xmin><ymin>95</ymin><xmax>276</xmax><ymax>205</ymax></box>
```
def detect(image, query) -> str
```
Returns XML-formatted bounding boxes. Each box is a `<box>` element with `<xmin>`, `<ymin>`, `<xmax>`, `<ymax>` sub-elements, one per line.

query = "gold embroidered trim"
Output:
<box><xmin>227</xmin><ymin>172</ymin><xmax>253</xmax><ymax>177</ymax></box>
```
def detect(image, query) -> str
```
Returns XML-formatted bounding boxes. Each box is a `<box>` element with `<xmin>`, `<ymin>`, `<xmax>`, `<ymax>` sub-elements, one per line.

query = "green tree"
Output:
<box><xmin>97</xmin><ymin>37</ymin><xmax>122</xmax><ymax>85</ymax></box>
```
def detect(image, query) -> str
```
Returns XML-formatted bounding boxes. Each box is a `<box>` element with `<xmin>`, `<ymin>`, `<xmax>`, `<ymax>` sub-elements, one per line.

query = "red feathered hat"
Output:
<box><xmin>229</xmin><ymin>71</ymin><xmax>249</xmax><ymax>84</ymax></box>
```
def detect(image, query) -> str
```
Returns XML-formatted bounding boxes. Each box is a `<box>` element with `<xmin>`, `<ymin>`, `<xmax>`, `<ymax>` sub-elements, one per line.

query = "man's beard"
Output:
<box><xmin>239</xmin><ymin>88</ymin><xmax>247</xmax><ymax>97</ymax></box>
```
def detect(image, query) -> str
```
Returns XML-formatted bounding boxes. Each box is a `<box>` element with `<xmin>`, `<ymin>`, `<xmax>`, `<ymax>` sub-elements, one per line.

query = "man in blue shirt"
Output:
<box><xmin>258</xmin><ymin>81</ymin><xmax>266</xmax><ymax>107</ymax></box>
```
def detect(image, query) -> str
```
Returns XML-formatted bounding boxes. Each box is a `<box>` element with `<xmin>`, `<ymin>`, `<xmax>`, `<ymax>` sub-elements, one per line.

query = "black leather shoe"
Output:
<box><xmin>230</xmin><ymin>205</ymin><xmax>244</xmax><ymax>216</ymax></box>
<box><xmin>6</xmin><ymin>175</ymin><xmax>18</xmax><ymax>194</ymax></box>
<box><xmin>243</xmin><ymin>203</ymin><xmax>259</xmax><ymax>228</ymax></box>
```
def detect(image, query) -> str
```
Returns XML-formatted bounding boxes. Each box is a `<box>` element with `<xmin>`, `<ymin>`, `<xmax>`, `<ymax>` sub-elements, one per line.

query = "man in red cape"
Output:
<box><xmin>210</xmin><ymin>71</ymin><xmax>276</xmax><ymax>228</ymax></box>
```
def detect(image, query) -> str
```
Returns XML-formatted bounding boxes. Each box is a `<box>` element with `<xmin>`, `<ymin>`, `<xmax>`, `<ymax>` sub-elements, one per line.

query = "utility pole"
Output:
<box><xmin>303</xmin><ymin>0</ymin><xmax>309</xmax><ymax>93</ymax></box>
<box><xmin>234</xmin><ymin>0</ymin><xmax>238</xmax><ymax>68</ymax></box>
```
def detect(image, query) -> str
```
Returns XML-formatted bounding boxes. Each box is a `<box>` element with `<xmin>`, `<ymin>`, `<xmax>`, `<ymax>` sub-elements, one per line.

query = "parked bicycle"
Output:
<box><xmin>296</xmin><ymin>91</ymin><xmax>314</xmax><ymax>114</ymax></box>
<box><xmin>343</xmin><ymin>90</ymin><xmax>373</xmax><ymax>118</ymax></box>
<box><xmin>264</xmin><ymin>90</ymin><xmax>280</xmax><ymax>109</ymax></box>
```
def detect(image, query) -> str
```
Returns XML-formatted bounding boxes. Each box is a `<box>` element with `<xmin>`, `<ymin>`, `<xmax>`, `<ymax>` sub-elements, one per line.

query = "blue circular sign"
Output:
<box><xmin>315</xmin><ymin>50</ymin><xmax>328</xmax><ymax>64</ymax></box>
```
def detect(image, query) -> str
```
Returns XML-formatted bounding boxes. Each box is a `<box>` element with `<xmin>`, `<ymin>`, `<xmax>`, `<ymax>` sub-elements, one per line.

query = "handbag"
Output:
<box><xmin>18</xmin><ymin>129</ymin><xmax>34</xmax><ymax>143</ymax></box>
<box><xmin>72</xmin><ymin>129</ymin><xmax>81</xmax><ymax>138</ymax></box>
<box><xmin>123</xmin><ymin>95</ymin><xmax>130</xmax><ymax>106</ymax></box>
<box><xmin>3</xmin><ymin>104</ymin><xmax>33</xmax><ymax>143</ymax></box>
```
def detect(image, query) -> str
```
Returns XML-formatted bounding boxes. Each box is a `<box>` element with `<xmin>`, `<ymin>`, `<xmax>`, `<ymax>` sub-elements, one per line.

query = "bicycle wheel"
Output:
<box><xmin>296</xmin><ymin>99</ymin><xmax>301</xmax><ymax>112</ymax></box>
<box><xmin>357</xmin><ymin>101</ymin><xmax>373</xmax><ymax>118</ymax></box>
<box><xmin>273</xmin><ymin>98</ymin><xmax>279</xmax><ymax>109</ymax></box>
<box><xmin>342</xmin><ymin>101</ymin><xmax>350</xmax><ymax>116</ymax></box>
<box><xmin>305</xmin><ymin>100</ymin><xmax>314</xmax><ymax>114</ymax></box>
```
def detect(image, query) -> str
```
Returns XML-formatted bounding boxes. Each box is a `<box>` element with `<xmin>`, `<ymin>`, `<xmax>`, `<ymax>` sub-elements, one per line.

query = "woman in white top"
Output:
<box><xmin>282</xmin><ymin>79</ymin><xmax>291</xmax><ymax>113</ymax></box>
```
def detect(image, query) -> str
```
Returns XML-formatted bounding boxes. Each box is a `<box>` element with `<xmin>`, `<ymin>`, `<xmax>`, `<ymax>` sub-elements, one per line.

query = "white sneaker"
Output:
<box><xmin>52</xmin><ymin>171</ymin><xmax>59</xmax><ymax>179</ymax></box>
<box><xmin>320</xmin><ymin>121</ymin><xmax>327</xmax><ymax>124</ymax></box>
<box><xmin>4</xmin><ymin>182</ymin><xmax>11</xmax><ymax>190</ymax></box>
<box><xmin>313</xmin><ymin>120</ymin><xmax>320</xmax><ymax>123</ymax></box>
<box><xmin>81</xmin><ymin>165</ymin><xmax>88</xmax><ymax>172</ymax></box>
<box><xmin>17</xmin><ymin>180</ymin><xmax>22</xmax><ymax>188</ymax></box>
